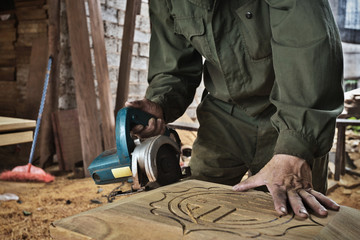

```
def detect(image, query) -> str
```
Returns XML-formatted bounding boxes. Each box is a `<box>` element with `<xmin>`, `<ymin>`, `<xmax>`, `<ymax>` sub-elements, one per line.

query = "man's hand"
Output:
<box><xmin>125</xmin><ymin>99</ymin><xmax>166</xmax><ymax>138</ymax></box>
<box><xmin>233</xmin><ymin>154</ymin><xmax>340</xmax><ymax>218</ymax></box>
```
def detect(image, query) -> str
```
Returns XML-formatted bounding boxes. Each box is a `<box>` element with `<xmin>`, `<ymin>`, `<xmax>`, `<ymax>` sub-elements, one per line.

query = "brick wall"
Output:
<box><xmin>59</xmin><ymin>0</ymin><xmax>202</xmax><ymax>120</ymax></box>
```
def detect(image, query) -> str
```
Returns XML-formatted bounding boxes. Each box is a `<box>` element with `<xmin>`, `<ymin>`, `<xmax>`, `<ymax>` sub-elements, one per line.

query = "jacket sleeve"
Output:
<box><xmin>145</xmin><ymin>0</ymin><xmax>203</xmax><ymax>123</ymax></box>
<box><xmin>265</xmin><ymin>0</ymin><xmax>344</xmax><ymax>166</ymax></box>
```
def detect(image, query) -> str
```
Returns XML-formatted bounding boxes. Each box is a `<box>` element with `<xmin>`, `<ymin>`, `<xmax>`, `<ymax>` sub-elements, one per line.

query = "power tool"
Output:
<box><xmin>88</xmin><ymin>107</ymin><xmax>182</xmax><ymax>190</ymax></box>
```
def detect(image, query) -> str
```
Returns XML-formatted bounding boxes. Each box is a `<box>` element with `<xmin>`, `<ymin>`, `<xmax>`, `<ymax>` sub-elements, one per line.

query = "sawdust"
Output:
<box><xmin>0</xmin><ymin>131</ymin><xmax>360</xmax><ymax>239</ymax></box>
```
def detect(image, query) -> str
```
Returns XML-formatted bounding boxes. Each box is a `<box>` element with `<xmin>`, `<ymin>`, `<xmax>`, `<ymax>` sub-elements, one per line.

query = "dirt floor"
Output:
<box><xmin>0</xmin><ymin>130</ymin><xmax>359</xmax><ymax>239</ymax></box>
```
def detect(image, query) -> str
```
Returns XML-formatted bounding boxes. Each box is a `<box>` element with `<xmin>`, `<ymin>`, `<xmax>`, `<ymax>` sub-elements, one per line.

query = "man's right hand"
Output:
<box><xmin>125</xmin><ymin>99</ymin><xmax>166</xmax><ymax>138</ymax></box>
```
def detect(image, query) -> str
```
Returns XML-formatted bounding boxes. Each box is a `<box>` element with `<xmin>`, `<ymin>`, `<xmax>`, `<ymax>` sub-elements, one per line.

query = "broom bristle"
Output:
<box><xmin>0</xmin><ymin>164</ymin><xmax>55</xmax><ymax>183</ymax></box>
<box><xmin>0</xmin><ymin>171</ymin><xmax>54</xmax><ymax>183</ymax></box>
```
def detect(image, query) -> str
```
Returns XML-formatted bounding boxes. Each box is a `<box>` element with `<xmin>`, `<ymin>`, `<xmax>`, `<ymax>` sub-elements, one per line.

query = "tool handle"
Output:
<box><xmin>28</xmin><ymin>56</ymin><xmax>53</xmax><ymax>165</ymax></box>
<box><xmin>115</xmin><ymin>107</ymin><xmax>170</xmax><ymax>165</ymax></box>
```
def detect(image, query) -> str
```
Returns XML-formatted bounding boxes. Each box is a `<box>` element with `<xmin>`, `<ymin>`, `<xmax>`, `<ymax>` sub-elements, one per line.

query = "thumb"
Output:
<box><xmin>233</xmin><ymin>174</ymin><xmax>264</xmax><ymax>192</ymax></box>
<box><xmin>125</xmin><ymin>100</ymin><xmax>144</xmax><ymax>109</ymax></box>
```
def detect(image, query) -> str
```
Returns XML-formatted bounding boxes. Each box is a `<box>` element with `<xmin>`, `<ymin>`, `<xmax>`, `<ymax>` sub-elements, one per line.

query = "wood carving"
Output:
<box><xmin>51</xmin><ymin>180</ymin><xmax>360</xmax><ymax>240</ymax></box>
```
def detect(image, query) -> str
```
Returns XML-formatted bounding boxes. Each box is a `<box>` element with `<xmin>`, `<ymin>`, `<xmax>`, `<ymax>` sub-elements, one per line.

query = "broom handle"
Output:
<box><xmin>28</xmin><ymin>56</ymin><xmax>53</xmax><ymax>166</ymax></box>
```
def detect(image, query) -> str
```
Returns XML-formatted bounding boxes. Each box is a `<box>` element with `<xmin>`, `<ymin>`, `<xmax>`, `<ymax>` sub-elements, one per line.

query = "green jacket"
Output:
<box><xmin>145</xmin><ymin>0</ymin><xmax>344</xmax><ymax>166</ymax></box>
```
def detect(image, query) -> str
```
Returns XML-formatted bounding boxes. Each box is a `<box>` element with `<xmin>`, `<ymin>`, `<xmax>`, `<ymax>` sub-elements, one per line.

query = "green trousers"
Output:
<box><xmin>189</xmin><ymin>95</ymin><xmax>328</xmax><ymax>194</ymax></box>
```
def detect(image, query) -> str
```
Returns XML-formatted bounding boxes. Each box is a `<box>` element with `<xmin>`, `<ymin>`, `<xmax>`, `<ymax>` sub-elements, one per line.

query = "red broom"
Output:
<box><xmin>0</xmin><ymin>57</ymin><xmax>55</xmax><ymax>183</ymax></box>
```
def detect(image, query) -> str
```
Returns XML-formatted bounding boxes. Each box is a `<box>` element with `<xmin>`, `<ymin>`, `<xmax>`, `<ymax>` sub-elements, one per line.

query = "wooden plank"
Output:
<box><xmin>51</xmin><ymin>180</ymin><xmax>360</xmax><ymax>240</ymax></box>
<box><xmin>0</xmin><ymin>42</ymin><xmax>15</xmax><ymax>51</ymax></box>
<box><xmin>88</xmin><ymin>0</ymin><xmax>115</xmax><ymax>149</ymax></box>
<box><xmin>0</xmin><ymin>81</ymin><xmax>18</xmax><ymax>117</ymax></box>
<box><xmin>14</xmin><ymin>0</ymin><xmax>46</xmax><ymax>8</ymax></box>
<box><xmin>0</xmin><ymin>19</ymin><xmax>16</xmax><ymax>29</ymax></box>
<box><xmin>16</xmin><ymin>32</ymin><xmax>48</xmax><ymax>47</ymax></box>
<box><xmin>16</xmin><ymin>7</ymin><xmax>47</xmax><ymax>21</ymax></box>
<box><xmin>17</xmin><ymin>20</ymin><xmax>48</xmax><ymax>34</ymax></box>
<box><xmin>0</xmin><ymin>131</ymin><xmax>33</xmax><ymax>146</ymax></box>
<box><xmin>0</xmin><ymin>30</ymin><xmax>16</xmax><ymax>42</ymax></box>
<box><xmin>0</xmin><ymin>116</ymin><xmax>36</xmax><ymax>132</ymax></box>
<box><xmin>115</xmin><ymin>0</ymin><xmax>141</xmax><ymax>113</ymax></box>
<box><xmin>0</xmin><ymin>67</ymin><xmax>15</xmax><ymax>81</ymax></box>
<box><xmin>39</xmin><ymin>0</ymin><xmax>61</xmax><ymax>168</ymax></box>
<box><xmin>52</xmin><ymin>110</ymin><xmax>82</xmax><ymax>171</ymax></box>
<box><xmin>65</xmin><ymin>0</ymin><xmax>103</xmax><ymax>177</ymax></box>
<box><xmin>22</xmin><ymin>36</ymin><xmax>48</xmax><ymax>120</ymax></box>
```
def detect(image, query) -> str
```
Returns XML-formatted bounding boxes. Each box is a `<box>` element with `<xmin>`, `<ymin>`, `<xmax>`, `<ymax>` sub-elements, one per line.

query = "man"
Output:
<box><xmin>126</xmin><ymin>0</ymin><xmax>343</xmax><ymax>218</ymax></box>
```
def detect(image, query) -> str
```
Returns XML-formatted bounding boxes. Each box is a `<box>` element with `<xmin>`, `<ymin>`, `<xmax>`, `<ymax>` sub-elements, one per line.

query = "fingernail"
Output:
<box><xmin>280</xmin><ymin>207</ymin><xmax>287</xmax><ymax>214</ymax></box>
<box><xmin>232</xmin><ymin>185</ymin><xmax>240</xmax><ymax>191</ymax></box>
<box><xmin>320</xmin><ymin>208</ymin><xmax>327</xmax><ymax>213</ymax></box>
<box><xmin>299</xmin><ymin>208</ymin><xmax>308</xmax><ymax>216</ymax></box>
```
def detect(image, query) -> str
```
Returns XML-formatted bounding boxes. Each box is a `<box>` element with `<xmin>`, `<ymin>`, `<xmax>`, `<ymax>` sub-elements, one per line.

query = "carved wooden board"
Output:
<box><xmin>50</xmin><ymin>180</ymin><xmax>360</xmax><ymax>240</ymax></box>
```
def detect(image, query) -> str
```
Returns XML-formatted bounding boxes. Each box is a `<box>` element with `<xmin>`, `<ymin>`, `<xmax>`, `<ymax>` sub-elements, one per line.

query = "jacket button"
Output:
<box><xmin>245</xmin><ymin>11</ymin><xmax>253</xmax><ymax>19</ymax></box>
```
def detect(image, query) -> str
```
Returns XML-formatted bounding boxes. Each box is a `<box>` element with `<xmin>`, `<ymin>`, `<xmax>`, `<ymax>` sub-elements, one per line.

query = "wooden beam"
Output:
<box><xmin>115</xmin><ymin>0</ymin><xmax>141</xmax><ymax>114</ymax></box>
<box><xmin>22</xmin><ymin>36</ymin><xmax>48</xmax><ymax>120</ymax></box>
<box><xmin>0</xmin><ymin>116</ymin><xmax>36</xmax><ymax>132</ymax></box>
<box><xmin>39</xmin><ymin>0</ymin><xmax>61</xmax><ymax>168</ymax></box>
<box><xmin>88</xmin><ymin>0</ymin><xmax>116</xmax><ymax>149</ymax></box>
<box><xmin>50</xmin><ymin>180</ymin><xmax>360</xmax><ymax>240</ymax></box>
<box><xmin>65</xmin><ymin>0</ymin><xmax>103</xmax><ymax>176</ymax></box>
<box><xmin>0</xmin><ymin>131</ymin><xmax>33</xmax><ymax>146</ymax></box>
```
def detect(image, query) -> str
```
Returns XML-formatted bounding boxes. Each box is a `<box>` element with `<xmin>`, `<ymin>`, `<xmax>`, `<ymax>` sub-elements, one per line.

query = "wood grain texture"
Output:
<box><xmin>22</xmin><ymin>36</ymin><xmax>48</xmax><ymax>120</ymax></box>
<box><xmin>51</xmin><ymin>180</ymin><xmax>360</xmax><ymax>240</ymax></box>
<box><xmin>0</xmin><ymin>116</ymin><xmax>36</xmax><ymax>132</ymax></box>
<box><xmin>115</xmin><ymin>0</ymin><xmax>141</xmax><ymax>113</ymax></box>
<box><xmin>88</xmin><ymin>0</ymin><xmax>116</xmax><ymax>150</ymax></box>
<box><xmin>39</xmin><ymin>0</ymin><xmax>60</xmax><ymax>168</ymax></box>
<box><xmin>0</xmin><ymin>131</ymin><xmax>33</xmax><ymax>146</ymax></box>
<box><xmin>51</xmin><ymin>110</ymin><xmax>82</xmax><ymax>171</ymax></box>
<box><xmin>65</xmin><ymin>0</ymin><xmax>103</xmax><ymax>176</ymax></box>
<box><xmin>0</xmin><ymin>81</ymin><xmax>18</xmax><ymax>117</ymax></box>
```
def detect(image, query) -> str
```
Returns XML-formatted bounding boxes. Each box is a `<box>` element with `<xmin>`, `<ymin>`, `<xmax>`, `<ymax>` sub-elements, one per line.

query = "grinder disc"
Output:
<box><xmin>132</xmin><ymin>135</ymin><xmax>181</xmax><ymax>186</ymax></box>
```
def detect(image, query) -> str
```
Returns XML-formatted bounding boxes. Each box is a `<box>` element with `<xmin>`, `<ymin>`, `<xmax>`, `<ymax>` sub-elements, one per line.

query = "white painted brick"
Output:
<box><xmin>107</xmin><ymin>0</ymin><xmax>126</xmax><ymax>11</ymax></box>
<box><xmin>109</xmin><ymin>67</ymin><xmax>119</xmax><ymax>83</ymax></box>
<box><xmin>132</xmin><ymin>42</ymin><xmax>139</xmax><ymax>56</ymax></box>
<box><xmin>129</xmin><ymin>82</ymin><xmax>148</xmax><ymax>96</ymax></box>
<box><xmin>140</xmin><ymin>2</ymin><xmax>149</xmax><ymax>17</ymax></box>
<box><xmin>134</xmin><ymin>29</ymin><xmax>150</xmax><ymax>43</ymax></box>
<box><xmin>139</xmin><ymin>43</ymin><xmax>149</xmax><ymax>57</ymax></box>
<box><xmin>107</xmin><ymin>52</ymin><xmax>120</xmax><ymax>67</ymax></box>
<box><xmin>138</xmin><ymin>70</ymin><xmax>148</xmax><ymax>82</ymax></box>
<box><xmin>118</xmin><ymin>10</ymin><xmax>125</xmax><ymax>25</ymax></box>
<box><xmin>130</xmin><ymin>69</ymin><xmax>139</xmax><ymax>83</ymax></box>
<box><xmin>105</xmin><ymin>37</ymin><xmax>119</xmax><ymax>53</ymax></box>
<box><xmin>131</xmin><ymin>56</ymin><xmax>148</xmax><ymax>70</ymax></box>
<box><xmin>104</xmin><ymin>22</ymin><xmax>123</xmax><ymax>38</ymax></box>
<box><xmin>101</xmin><ymin>5</ymin><xmax>118</xmax><ymax>23</ymax></box>
<box><xmin>139</xmin><ymin>15</ymin><xmax>150</xmax><ymax>33</ymax></box>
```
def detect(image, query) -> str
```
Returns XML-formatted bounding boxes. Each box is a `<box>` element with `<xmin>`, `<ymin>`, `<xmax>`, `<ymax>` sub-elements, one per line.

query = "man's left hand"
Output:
<box><xmin>233</xmin><ymin>154</ymin><xmax>340</xmax><ymax>218</ymax></box>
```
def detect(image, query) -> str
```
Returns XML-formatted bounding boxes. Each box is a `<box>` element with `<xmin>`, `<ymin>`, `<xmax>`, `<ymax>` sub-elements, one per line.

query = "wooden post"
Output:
<box><xmin>115</xmin><ymin>0</ymin><xmax>141</xmax><ymax>114</ymax></box>
<box><xmin>65</xmin><ymin>0</ymin><xmax>103</xmax><ymax>176</ymax></box>
<box><xmin>88</xmin><ymin>0</ymin><xmax>116</xmax><ymax>149</ymax></box>
<box><xmin>39</xmin><ymin>0</ymin><xmax>61</xmax><ymax>168</ymax></box>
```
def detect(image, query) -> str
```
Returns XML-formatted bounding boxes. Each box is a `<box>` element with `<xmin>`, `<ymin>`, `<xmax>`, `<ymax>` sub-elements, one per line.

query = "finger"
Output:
<box><xmin>132</xmin><ymin>124</ymin><xmax>144</xmax><ymax>134</ymax></box>
<box><xmin>125</xmin><ymin>100</ymin><xmax>143</xmax><ymax>109</ymax></box>
<box><xmin>233</xmin><ymin>174</ymin><xmax>264</xmax><ymax>192</ymax></box>
<box><xmin>156</xmin><ymin>118</ymin><xmax>166</xmax><ymax>135</ymax></box>
<box><xmin>298</xmin><ymin>189</ymin><xmax>328</xmax><ymax>217</ymax></box>
<box><xmin>267</xmin><ymin>186</ymin><xmax>288</xmax><ymax>216</ymax></box>
<box><xmin>139</xmin><ymin>118</ymin><xmax>157</xmax><ymax>138</ymax></box>
<box><xmin>288</xmin><ymin>189</ymin><xmax>308</xmax><ymax>218</ymax></box>
<box><xmin>308</xmin><ymin>189</ymin><xmax>340</xmax><ymax>211</ymax></box>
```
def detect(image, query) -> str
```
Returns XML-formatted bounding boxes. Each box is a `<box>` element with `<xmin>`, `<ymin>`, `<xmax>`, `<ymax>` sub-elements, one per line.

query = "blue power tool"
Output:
<box><xmin>88</xmin><ymin>107</ymin><xmax>182</xmax><ymax>189</ymax></box>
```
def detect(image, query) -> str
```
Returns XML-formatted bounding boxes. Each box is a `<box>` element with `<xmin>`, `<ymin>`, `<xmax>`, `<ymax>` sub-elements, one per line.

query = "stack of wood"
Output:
<box><xmin>0</xmin><ymin>13</ymin><xmax>17</xmax><ymax>117</ymax></box>
<box><xmin>344</xmin><ymin>88</ymin><xmax>360</xmax><ymax>118</ymax></box>
<box><xmin>14</xmin><ymin>0</ymin><xmax>48</xmax><ymax>112</ymax></box>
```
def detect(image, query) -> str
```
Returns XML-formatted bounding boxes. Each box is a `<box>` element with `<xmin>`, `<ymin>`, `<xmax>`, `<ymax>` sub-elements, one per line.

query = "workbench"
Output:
<box><xmin>0</xmin><ymin>116</ymin><xmax>36</xmax><ymax>146</ymax></box>
<box><xmin>50</xmin><ymin>180</ymin><xmax>360</xmax><ymax>240</ymax></box>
